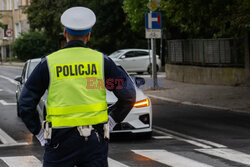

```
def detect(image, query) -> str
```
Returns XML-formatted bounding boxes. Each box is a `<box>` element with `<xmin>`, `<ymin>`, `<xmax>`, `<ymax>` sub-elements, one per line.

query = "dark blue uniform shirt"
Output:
<box><xmin>19</xmin><ymin>40</ymin><xmax>136</xmax><ymax>137</ymax></box>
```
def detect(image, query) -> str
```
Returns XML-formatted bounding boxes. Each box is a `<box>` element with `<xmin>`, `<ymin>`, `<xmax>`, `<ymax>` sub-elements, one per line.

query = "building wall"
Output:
<box><xmin>0</xmin><ymin>0</ymin><xmax>30</xmax><ymax>45</ymax></box>
<box><xmin>165</xmin><ymin>64</ymin><xmax>246</xmax><ymax>86</ymax></box>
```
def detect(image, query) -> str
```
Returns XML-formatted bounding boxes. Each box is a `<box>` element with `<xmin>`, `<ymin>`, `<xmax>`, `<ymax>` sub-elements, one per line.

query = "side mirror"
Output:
<box><xmin>120</xmin><ymin>55</ymin><xmax>126</xmax><ymax>59</ymax></box>
<box><xmin>135</xmin><ymin>77</ymin><xmax>145</xmax><ymax>88</ymax></box>
<box><xmin>14</xmin><ymin>76</ymin><xmax>23</xmax><ymax>84</ymax></box>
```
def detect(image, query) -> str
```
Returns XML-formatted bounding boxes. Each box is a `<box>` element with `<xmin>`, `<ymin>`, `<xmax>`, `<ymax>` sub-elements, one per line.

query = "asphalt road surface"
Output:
<box><xmin>0</xmin><ymin>65</ymin><xmax>250</xmax><ymax>167</ymax></box>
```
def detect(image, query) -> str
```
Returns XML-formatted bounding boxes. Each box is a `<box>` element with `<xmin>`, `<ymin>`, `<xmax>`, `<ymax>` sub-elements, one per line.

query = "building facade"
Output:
<box><xmin>0</xmin><ymin>0</ymin><xmax>30</xmax><ymax>62</ymax></box>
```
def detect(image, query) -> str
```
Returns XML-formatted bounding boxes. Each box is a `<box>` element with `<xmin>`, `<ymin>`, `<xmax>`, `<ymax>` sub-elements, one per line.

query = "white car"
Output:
<box><xmin>15</xmin><ymin>58</ymin><xmax>152</xmax><ymax>137</ymax></box>
<box><xmin>109</xmin><ymin>49</ymin><xmax>161</xmax><ymax>74</ymax></box>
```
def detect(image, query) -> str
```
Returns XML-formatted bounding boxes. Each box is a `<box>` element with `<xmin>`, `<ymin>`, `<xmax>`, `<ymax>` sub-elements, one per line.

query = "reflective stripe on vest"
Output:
<box><xmin>46</xmin><ymin>47</ymin><xmax>108</xmax><ymax>127</ymax></box>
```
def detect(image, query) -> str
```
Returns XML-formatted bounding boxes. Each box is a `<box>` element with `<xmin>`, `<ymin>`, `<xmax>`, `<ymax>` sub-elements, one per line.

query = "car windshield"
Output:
<box><xmin>27</xmin><ymin>61</ymin><xmax>40</xmax><ymax>77</ymax></box>
<box><xmin>109</xmin><ymin>50</ymin><xmax>123</xmax><ymax>58</ymax></box>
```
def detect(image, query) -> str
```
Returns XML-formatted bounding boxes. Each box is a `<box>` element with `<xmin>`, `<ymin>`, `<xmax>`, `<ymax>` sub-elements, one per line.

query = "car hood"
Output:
<box><xmin>106</xmin><ymin>86</ymin><xmax>147</xmax><ymax>104</ymax></box>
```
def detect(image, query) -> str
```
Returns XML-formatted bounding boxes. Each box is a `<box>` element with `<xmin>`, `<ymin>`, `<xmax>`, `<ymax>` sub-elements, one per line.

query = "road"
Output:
<box><xmin>0</xmin><ymin>65</ymin><xmax>250</xmax><ymax>167</ymax></box>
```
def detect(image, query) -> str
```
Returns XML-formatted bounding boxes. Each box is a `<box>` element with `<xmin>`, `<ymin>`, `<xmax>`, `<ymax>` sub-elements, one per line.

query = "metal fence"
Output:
<box><xmin>167</xmin><ymin>39</ymin><xmax>244</xmax><ymax>67</ymax></box>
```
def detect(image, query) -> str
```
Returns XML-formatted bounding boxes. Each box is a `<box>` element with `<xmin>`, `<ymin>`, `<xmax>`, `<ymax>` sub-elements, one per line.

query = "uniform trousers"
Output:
<box><xmin>43</xmin><ymin>126</ymin><xmax>108</xmax><ymax>167</ymax></box>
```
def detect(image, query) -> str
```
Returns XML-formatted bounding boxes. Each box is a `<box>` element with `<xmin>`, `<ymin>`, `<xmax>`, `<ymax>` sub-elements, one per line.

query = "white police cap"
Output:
<box><xmin>61</xmin><ymin>7</ymin><xmax>96</xmax><ymax>35</ymax></box>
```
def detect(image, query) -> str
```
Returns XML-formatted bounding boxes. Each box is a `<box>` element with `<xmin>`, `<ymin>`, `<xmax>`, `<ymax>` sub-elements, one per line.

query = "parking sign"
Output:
<box><xmin>145</xmin><ymin>12</ymin><xmax>161</xmax><ymax>29</ymax></box>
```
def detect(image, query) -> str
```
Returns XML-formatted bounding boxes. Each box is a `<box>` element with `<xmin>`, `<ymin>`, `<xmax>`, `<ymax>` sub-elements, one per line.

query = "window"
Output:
<box><xmin>6</xmin><ymin>0</ymin><xmax>12</xmax><ymax>10</ymax></box>
<box><xmin>124</xmin><ymin>51</ymin><xmax>136</xmax><ymax>58</ymax></box>
<box><xmin>0</xmin><ymin>0</ymin><xmax>5</xmax><ymax>10</ymax></box>
<box><xmin>135</xmin><ymin>51</ymin><xmax>149</xmax><ymax>57</ymax></box>
<box><xmin>14</xmin><ymin>0</ymin><xmax>18</xmax><ymax>9</ymax></box>
<box><xmin>15</xmin><ymin>23</ymin><xmax>21</xmax><ymax>38</ymax></box>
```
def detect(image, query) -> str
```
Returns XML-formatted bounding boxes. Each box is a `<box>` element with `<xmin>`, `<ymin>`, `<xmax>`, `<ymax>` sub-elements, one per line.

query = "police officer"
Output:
<box><xmin>19</xmin><ymin>6</ymin><xmax>136</xmax><ymax>167</ymax></box>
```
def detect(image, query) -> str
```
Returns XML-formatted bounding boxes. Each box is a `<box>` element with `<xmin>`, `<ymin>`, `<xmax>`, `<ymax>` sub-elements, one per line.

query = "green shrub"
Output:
<box><xmin>12</xmin><ymin>31</ymin><xmax>53</xmax><ymax>61</ymax></box>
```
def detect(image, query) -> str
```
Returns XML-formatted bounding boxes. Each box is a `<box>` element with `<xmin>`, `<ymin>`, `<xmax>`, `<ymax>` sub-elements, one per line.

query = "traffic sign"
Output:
<box><xmin>145</xmin><ymin>29</ymin><xmax>161</xmax><ymax>39</ymax></box>
<box><xmin>4</xmin><ymin>29</ymin><xmax>13</xmax><ymax>37</ymax></box>
<box><xmin>147</xmin><ymin>0</ymin><xmax>160</xmax><ymax>12</ymax></box>
<box><xmin>145</xmin><ymin>12</ymin><xmax>161</xmax><ymax>29</ymax></box>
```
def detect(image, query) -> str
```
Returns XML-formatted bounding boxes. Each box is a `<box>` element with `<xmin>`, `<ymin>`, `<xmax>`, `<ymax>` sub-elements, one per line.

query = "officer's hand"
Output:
<box><xmin>108</xmin><ymin>115</ymin><xmax>116</xmax><ymax>131</ymax></box>
<box><xmin>35</xmin><ymin>129</ymin><xmax>46</xmax><ymax>146</ymax></box>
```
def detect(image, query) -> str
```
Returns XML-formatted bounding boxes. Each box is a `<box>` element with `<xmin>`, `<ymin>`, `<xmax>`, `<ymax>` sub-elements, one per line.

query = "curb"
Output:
<box><xmin>147</xmin><ymin>94</ymin><xmax>250</xmax><ymax>115</ymax></box>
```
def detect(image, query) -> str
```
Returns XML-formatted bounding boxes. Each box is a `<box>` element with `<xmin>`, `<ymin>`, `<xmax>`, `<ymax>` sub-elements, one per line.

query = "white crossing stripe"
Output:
<box><xmin>196</xmin><ymin>148</ymin><xmax>250</xmax><ymax>166</ymax></box>
<box><xmin>132</xmin><ymin>149</ymin><xmax>213</xmax><ymax>167</ymax></box>
<box><xmin>0</xmin><ymin>89</ymin><xmax>3</xmax><ymax>91</ymax></box>
<box><xmin>0</xmin><ymin>156</ymin><xmax>42</xmax><ymax>167</ymax></box>
<box><xmin>0</xmin><ymin>128</ymin><xmax>28</xmax><ymax>147</ymax></box>
<box><xmin>153</xmin><ymin>136</ymin><xmax>173</xmax><ymax>139</ymax></box>
<box><xmin>154</xmin><ymin>126</ymin><xmax>226</xmax><ymax>148</ymax></box>
<box><xmin>0</xmin><ymin>100</ymin><xmax>16</xmax><ymax>106</ymax></box>
<box><xmin>108</xmin><ymin>158</ymin><xmax>130</xmax><ymax>167</ymax></box>
<box><xmin>0</xmin><ymin>75</ymin><xmax>17</xmax><ymax>85</ymax></box>
<box><xmin>153</xmin><ymin>128</ymin><xmax>212</xmax><ymax>149</ymax></box>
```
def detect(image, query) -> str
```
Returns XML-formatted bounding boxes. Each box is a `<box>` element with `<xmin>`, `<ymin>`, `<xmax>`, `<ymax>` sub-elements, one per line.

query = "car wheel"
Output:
<box><xmin>17</xmin><ymin>102</ymin><xmax>20</xmax><ymax>117</ymax></box>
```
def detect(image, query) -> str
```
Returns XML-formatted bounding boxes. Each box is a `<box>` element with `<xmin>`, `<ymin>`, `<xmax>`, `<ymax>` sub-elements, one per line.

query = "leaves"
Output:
<box><xmin>123</xmin><ymin>0</ymin><xmax>250</xmax><ymax>39</ymax></box>
<box><xmin>24</xmin><ymin>0</ymin><xmax>147</xmax><ymax>54</ymax></box>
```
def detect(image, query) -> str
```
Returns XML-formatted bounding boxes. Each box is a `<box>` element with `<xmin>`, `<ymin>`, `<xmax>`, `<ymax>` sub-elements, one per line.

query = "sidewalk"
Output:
<box><xmin>0</xmin><ymin>62</ymin><xmax>25</xmax><ymax>67</ymax></box>
<box><xmin>144</xmin><ymin>78</ymin><xmax>250</xmax><ymax>114</ymax></box>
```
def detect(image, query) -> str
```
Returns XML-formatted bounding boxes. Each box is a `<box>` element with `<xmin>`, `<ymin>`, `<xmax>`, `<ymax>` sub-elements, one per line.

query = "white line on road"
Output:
<box><xmin>108</xmin><ymin>158</ymin><xmax>130</xmax><ymax>167</ymax></box>
<box><xmin>154</xmin><ymin>126</ymin><xmax>226</xmax><ymax>148</ymax></box>
<box><xmin>0</xmin><ymin>100</ymin><xmax>16</xmax><ymax>106</ymax></box>
<box><xmin>132</xmin><ymin>149</ymin><xmax>213</xmax><ymax>167</ymax></box>
<box><xmin>0</xmin><ymin>156</ymin><xmax>42</xmax><ymax>167</ymax></box>
<box><xmin>0</xmin><ymin>129</ymin><xmax>17</xmax><ymax>144</ymax></box>
<box><xmin>0</xmin><ymin>75</ymin><xmax>17</xmax><ymax>85</ymax></box>
<box><xmin>153</xmin><ymin>128</ymin><xmax>212</xmax><ymax>149</ymax></box>
<box><xmin>196</xmin><ymin>148</ymin><xmax>250</xmax><ymax>166</ymax></box>
<box><xmin>153</xmin><ymin>135</ymin><xmax>173</xmax><ymax>139</ymax></box>
<box><xmin>0</xmin><ymin>128</ymin><xmax>28</xmax><ymax>147</ymax></box>
<box><xmin>147</xmin><ymin>94</ymin><xmax>232</xmax><ymax>113</ymax></box>
<box><xmin>0</xmin><ymin>89</ymin><xmax>2</xmax><ymax>91</ymax></box>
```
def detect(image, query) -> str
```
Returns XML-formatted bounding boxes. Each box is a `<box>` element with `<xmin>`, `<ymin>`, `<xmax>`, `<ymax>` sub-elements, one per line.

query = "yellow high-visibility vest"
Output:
<box><xmin>46</xmin><ymin>47</ymin><xmax>108</xmax><ymax>127</ymax></box>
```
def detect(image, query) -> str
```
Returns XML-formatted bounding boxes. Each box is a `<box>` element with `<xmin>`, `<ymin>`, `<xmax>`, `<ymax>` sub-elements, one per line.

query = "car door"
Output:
<box><xmin>117</xmin><ymin>51</ymin><xmax>136</xmax><ymax>72</ymax></box>
<box><xmin>134</xmin><ymin>51</ymin><xmax>150</xmax><ymax>72</ymax></box>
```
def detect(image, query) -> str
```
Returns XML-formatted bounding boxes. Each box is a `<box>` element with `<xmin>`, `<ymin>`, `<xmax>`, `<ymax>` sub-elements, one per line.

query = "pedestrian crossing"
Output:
<box><xmin>1</xmin><ymin>147</ymin><xmax>250</xmax><ymax>167</ymax></box>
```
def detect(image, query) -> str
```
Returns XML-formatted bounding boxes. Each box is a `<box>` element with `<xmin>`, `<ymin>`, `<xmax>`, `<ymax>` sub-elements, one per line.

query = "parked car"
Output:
<box><xmin>15</xmin><ymin>58</ymin><xmax>152</xmax><ymax>137</ymax></box>
<box><xmin>109</xmin><ymin>49</ymin><xmax>161</xmax><ymax>74</ymax></box>
<box><xmin>15</xmin><ymin>58</ymin><xmax>41</xmax><ymax>117</ymax></box>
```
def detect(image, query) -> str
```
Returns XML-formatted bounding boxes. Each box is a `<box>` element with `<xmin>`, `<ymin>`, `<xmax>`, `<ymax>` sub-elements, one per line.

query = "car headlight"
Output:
<box><xmin>133</xmin><ymin>98</ymin><xmax>150</xmax><ymax>108</ymax></box>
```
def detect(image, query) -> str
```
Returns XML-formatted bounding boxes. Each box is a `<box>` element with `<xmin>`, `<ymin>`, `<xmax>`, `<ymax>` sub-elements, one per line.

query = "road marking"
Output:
<box><xmin>153</xmin><ymin>135</ymin><xmax>173</xmax><ymax>139</ymax></box>
<box><xmin>132</xmin><ymin>149</ymin><xmax>213</xmax><ymax>167</ymax></box>
<box><xmin>108</xmin><ymin>158</ymin><xmax>130</xmax><ymax>167</ymax></box>
<box><xmin>154</xmin><ymin>126</ymin><xmax>226</xmax><ymax>148</ymax></box>
<box><xmin>0</xmin><ymin>128</ymin><xmax>28</xmax><ymax>147</ymax></box>
<box><xmin>147</xmin><ymin>94</ymin><xmax>232</xmax><ymax>113</ymax></box>
<box><xmin>0</xmin><ymin>100</ymin><xmax>16</xmax><ymax>106</ymax></box>
<box><xmin>0</xmin><ymin>156</ymin><xmax>42</xmax><ymax>167</ymax></box>
<box><xmin>0</xmin><ymin>75</ymin><xmax>17</xmax><ymax>85</ymax></box>
<box><xmin>147</xmin><ymin>94</ymin><xmax>181</xmax><ymax>103</ymax></box>
<box><xmin>0</xmin><ymin>89</ymin><xmax>3</xmax><ymax>91</ymax></box>
<box><xmin>196</xmin><ymin>148</ymin><xmax>250</xmax><ymax>166</ymax></box>
<box><xmin>153</xmin><ymin>128</ymin><xmax>212</xmax><ymax>149</ymax></box>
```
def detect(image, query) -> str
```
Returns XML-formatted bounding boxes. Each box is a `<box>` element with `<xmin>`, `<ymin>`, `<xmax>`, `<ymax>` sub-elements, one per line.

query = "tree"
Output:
<box><xmin>25</xmin><ymin>0</ymin><xmax>147</xmax><ymax>54</ymax></box>
<box><xmin>12</xmin><ymin>31</ymin><xmax>53</xmax><ymax>60</ymax></box>
<box><xmin>123</xmin><ymin>0</ymin><xmax>250</xmax><ymax>39</ymax></box>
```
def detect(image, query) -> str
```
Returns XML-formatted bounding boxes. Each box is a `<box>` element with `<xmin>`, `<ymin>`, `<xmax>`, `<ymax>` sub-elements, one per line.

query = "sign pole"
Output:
<box><xmin>151</xmin><ymin>38</ymin><xmax>158</xmax><ymax>89</ymax></box>
<box><xmin>145</xmin><ymin>1</ymin><xmax>161</xmax><ymax>89</ymax></box>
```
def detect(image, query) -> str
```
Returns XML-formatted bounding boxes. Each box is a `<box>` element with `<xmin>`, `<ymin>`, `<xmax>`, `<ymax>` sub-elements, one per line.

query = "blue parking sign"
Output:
<box><xmin>145</xmin><ymin>12</ymin><xmax>161</xmax><ymax>29</ymax></box>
